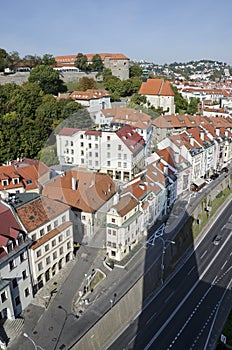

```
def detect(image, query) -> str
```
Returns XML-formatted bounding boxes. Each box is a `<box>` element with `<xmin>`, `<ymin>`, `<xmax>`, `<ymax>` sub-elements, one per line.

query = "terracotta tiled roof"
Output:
<box><xmin>30</xmin><ymin>221</ymin><xmax>72</xmax><ymax>250</ymax></box>
<box><xmin>101</xmin><ymin>107</ymin><xmax>152</xmax><ymax>130</ymax></box>
<box><xmin>55</xmin><ymin>53</ymin><xmax>129</xmax><ymax>66</ymax></box>
<box><xmin>139</xmin><ymin>78</ymin><xmax>174</xmax><ymax>96</ymax></box>
<box><xmin>116</xmin><ymin>125</ymin><xmax>145</xmax><ymax>154</ymax></box>
<box><xmin>16</xmin><ymin>196</ymin><xmax>70</xmax><ymax>232</ymax></box>
<box><xmin>58</xmin><ymin>128</ymin><xmax>81</xmax><ymax>136</ymax></box>
<box><xmin>42</xmin><ymin>170</ymin><xmax>117</xmax><ymax>213</ymax></box>
<box><xmin>112</xmin><ymin>194</ymin><xmax>138</xmax><ymax>217</ymax></box>
<box><xmin>70</xmin><ymin>89</ymin><xmax>110</xmax><ymax>101</ymax></box>
<box><xmin>0</xmin><ymin>202</ymin><xmax>22</xmax><ymax>237</ymax></box>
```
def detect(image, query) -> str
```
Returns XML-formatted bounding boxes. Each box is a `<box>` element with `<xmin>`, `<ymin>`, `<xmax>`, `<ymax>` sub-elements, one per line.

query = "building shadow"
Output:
<box><xmin>130</xmin><ymin>196</ymin><xmax>232</xmax><ymax>350</ymax></box>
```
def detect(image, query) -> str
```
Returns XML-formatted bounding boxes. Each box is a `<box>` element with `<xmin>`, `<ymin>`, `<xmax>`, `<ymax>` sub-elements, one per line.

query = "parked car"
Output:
<box><xmin>221</xmin><ymin>167</ymin><xmax>228</xmax><ymax>173</ymax></box>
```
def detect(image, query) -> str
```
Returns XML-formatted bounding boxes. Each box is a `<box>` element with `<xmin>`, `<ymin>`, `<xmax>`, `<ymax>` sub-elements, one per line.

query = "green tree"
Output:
<box><xmin>172</xmin><ymin>85</ymin><xmax>188</xmax><ymax>113</ymax></box>
<box><xmin>40</xmin><ymin>54</ymin><xmax>56</xmax><ymax>66</ymax></box>
<box><xmin>29</xmin><ymin>65</ymin><xmax>67</xmax><ymax>95</ymax></box>
<box><xmin>74</xmin><ymin>53</ymin><xmax>89</xmax><ymax>71</ymax></box>
<box><xmin>102</xmin><ymin>68</ymin><xmax>113</xmax><ymax>81</ymax></box>
<box><xmin>21</xmin><ymin>54</ymin><xmax>41</xmax><ymax>68</ymax></box>
<box><xmin>0</xmin><ymin>48</ymin><xmax>10</xmax><ymax>71</ymax></box>
<box><xmin>77</xmin><ymin>77</ymin><xmax>98</xmax><ymax>91</ymax></box>
<box><xmin>129</xmin><ymin>64</ymin><xmax>143</xmax><ymax>78</ymax></box>
<box><xmin>130</xmin><ymin>93</ymin><xmax>147</xmax><ymax>106</ymax></box>
<box><xmin>186</xmin><ymin>97</ymin><xmax>199</xmax><ymax>115</ymax></box>
<box><xmin>91</xmin><ymin>54</ymin><xmax>104</xmax><ymax>71</ymax></box>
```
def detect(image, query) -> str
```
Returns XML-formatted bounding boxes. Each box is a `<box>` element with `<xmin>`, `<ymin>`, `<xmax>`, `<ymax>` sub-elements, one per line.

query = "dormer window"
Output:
<box><xmin>17</xmin><ymin>233</ymin><xmax>24</xmax><ymax>246</ymax></box>
<box><xmin>2</xmin><ymin>179</ymin><xmax>8</xmax><ymax>187</ymax></box>
<box><xmin>7</xmin><ymin>240</ymin><xmax>14</xmax><ymax>253</ymax></box>
<box><xmin>13</xmin><ymin>178</ymin><xmax>19</xmax><ymax>185</ymax></box>
<box><xmin>26</xmin><ymin>179</ymin><xmax>32</xmax><ymax>185</ymax></box>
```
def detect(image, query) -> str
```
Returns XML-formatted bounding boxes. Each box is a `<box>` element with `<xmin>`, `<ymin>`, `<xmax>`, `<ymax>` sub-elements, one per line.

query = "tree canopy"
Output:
<box><xmin>91</xmin><ymin>54</ymin><xmax>104</xmax><ymax>71</ymax></box>
<box><xmin>129</xmin><ymin>64</ymin><xmax>143</xmax><ymax>78</ymax></box>
<box><xmin>0</xmin><ymin>82</ymin><xmax>83</xmax><ymax>163</ymax></box>
<box><xmin>28</xmin><ymin>65</ymin><xmax>67</xmax><ymax>95</ymax></box>
<box><xmin>74</xmin><ymin>53</ymin><xmax>89</xmax><ymax>71</ymax></box>
<box><xmin>77</xmin><ymin>77</ymin><xmax>98</xmax><ymax>91</ymax></box>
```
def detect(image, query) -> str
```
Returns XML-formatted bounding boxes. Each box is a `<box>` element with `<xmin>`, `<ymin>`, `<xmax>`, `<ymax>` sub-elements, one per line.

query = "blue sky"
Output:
<box><xmin>1</xmin><ymin>0</ymin><xmax>232</xmax><ymax>65</ymax></box>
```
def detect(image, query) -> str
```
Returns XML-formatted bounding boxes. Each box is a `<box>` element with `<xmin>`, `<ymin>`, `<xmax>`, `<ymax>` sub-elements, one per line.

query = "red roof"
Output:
<box><xmin>139</xmin><ymin>78</ymin><xmax>174</xmax><ymax>96</ymax></box>
<box><xmin>116</xmin><ymin>125</ymin><xmax>145</xmax><ymax>154</ymax></box>
<box><xmin>58</xmin><ymin>128</ymin><xmax>81</xmax><ymax>136</ymax></box>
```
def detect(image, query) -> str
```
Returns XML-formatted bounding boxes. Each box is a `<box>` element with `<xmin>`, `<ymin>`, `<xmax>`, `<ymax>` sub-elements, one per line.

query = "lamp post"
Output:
<box><xmin>158</xmin><ymin>238</ymin><xmax>175</xmax><ymax>285</ymax></box>
<box><xmin>55</xmin><ymin>305</ymin><xmax>79</xmax><ymax>350</ymax></box>
<box><xmin>23</xmin><ymin>333</ymin><xmax>45</xmax><ymax>350</ymax></box>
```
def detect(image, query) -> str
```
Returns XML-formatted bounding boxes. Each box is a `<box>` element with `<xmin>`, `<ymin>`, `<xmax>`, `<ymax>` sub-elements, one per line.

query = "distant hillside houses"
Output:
<box><xmin>55</xmin><ymin>53</ymin><xmax>130</xmax><ymax>80</ymax></box>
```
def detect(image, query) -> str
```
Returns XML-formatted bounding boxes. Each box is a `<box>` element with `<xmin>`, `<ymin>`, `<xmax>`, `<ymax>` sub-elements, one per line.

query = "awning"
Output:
<box><xmin>193</xmin><ymin>178</ymin><xmax>206</xmax><ymax>187</ymax></box>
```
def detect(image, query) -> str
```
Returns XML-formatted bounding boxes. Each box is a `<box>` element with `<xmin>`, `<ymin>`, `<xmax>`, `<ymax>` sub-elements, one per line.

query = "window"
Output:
<box><xmin>59</xmin><ymin>247</ymin><xmax>64</xmax><ymax>255</ymax></box>
<box><xmin>13</xmin><ymin>178</ymin><xmax>19</xmax><ymax>185</ymax></box>
<box><xmin>111</xmin><ymin>218</ymin><xmax>115</xmax><ymax>223</ymax></box>
<box><xmin>107</xmin><ymin>144</ymin><xmax>110</xmax><ymax>149</ymax></box>
<box><xmin>89</xmin><ymin>160</ymin><xmax>92</xmax><ymax>166</ymax></box>
<box><xmin>54</xmin><ymin>220</ymin><xmax>58</xmax><ymax>228</ymax></box>
<box><xmin>112</xmin><ymin>243</ymin><xmax>117</xmax><ymax>248</ymax></box>
<box><xmin>47</xmin><ymin>224</ymin><xmax>51</xmax><ymax>233</ymax></box>
<box><xmin>58</xmin><ymin>234</ymin><xmax>63</xmax><ymax>243</ymax></box>
<box><xmin>107</xmin><ymin>152</ymin><xmax>111</xmax><ymax>158</ymax></box>
<box><xmin>80</xmin><ymin>134</ymin><xmax>84</xmax><ymax>139</ymax></box>
<box><xmin>45</xmin><ymin>244</ymin><xmax>49</xmax><ymax>252</ymax></box>
<box><xmin>15</xmin><ymin>296</ymin><xmax>21</xmax><ymax>306</ymax></box>
<box><xmin>36</xmin><ymin>250</ymin><xmax>42</xmax><ymax>258</ymax></box>
<box><xmin>113</xmin><ymin>230</ymin><xmax>116</xmax><ymax>236</ymax></box>
<box><xmin>108</xmin><ymin>229</ymin><xmax>111</xmax><ymax>235</ymax></box>
<box><xmin>66</xmin><ymin>229</ymin><xmax>70</xmax><ymax>237</ymax></box>
<box><xmin>118</xmin><ymin>153</ymin><xmax>121</xmax><ymax>159</ymax></box>
<box><xmin>95</xmin><ymin>152</ymin><xmax>98</xmax><ymax>157</ymax></box>
<box><xmin>95</xmin><ymin>144</ymin><xmax>98</xmax><ymax>149</ymax></box>
<box><xmin>89</xmin><ymin>151</ymin><xmax>92</xmax><ymax>157</ymax></box>
<box><xmin>46</xmin><ymin>256</ymin><xmax>51</xmax><ymax>265</ymax></box>
<box><xmin>26</xmin><ymin>179</ymin><xmax>32</xmax><ymax>185</ymax></box>
<box><xmin>88</xmin><ymin>143</ymin><xmax>92</xmax><ymax>149</ymax></box>
<box><xmin>22</xmin><ymin>270</ymin><xmax>27</xmax><ymax>280</ymax></box>
<box><xmin>9</xmin><ymin>260</ymin><xmax>16</xmax><ymax>271</ymax></box>
<box><xmin>53</xmin><ymin>251</ymin><xmax>57</xmax><ymax>260</ymax></box>
<box><xmin>20</xmin><ymin>252</ymin><xmax>26</xmax><ymax>263</ymax></box>
<box><xmin>70</xmin><ymin>141</ymin><xmax>73</xmax><ymax>146</ymax></box>
<box><xmin>107</xmin><ymin>161</ymin><xmax>111</xmax><ymax>166</ymax></box>
<box><xmin>62</xmin><ymin>215</ymin><xmax>66</xmax><ymax>223</ymax></box>
<box><xmin>81</xmin><ymin>150</ymin><xmax>84</xmax><ymax>156</ymax></box>
<box><xmin>95</xmin><ymin>161</ymin><xmax>99</xmax><ymax>166</ymax></box>
<box><xmin>52</xmin><ymin>239</ymin><xmax>56</xmax><ymax>247</ymax></box>
<box><xmin>81</xmin><ymin>158</ymin><xmax>84</xmax><ymax>164</ymax></box>
<box><xmin>12</xmin><ymin>278</ymin><xmax>18</xmax><ymax>288</ymax></box>
<box><xmin>107</xmin><ymin>136</ymin><xmax>111</xmax><ymax>141</ymax></box>
<box><xmin>118</xmin><ymin>162</ymin><xmax>121</xmax><ymax>167</ymax></box>
<box><xmin>124</xmin><ymin>154</ymin><xmax>127</xmax><ymax>160</ymax></box>
<box><xmin>1</xmin><ymin>292</ymin><xmax>7</xmax><ymax>303</ymax></box>
<box><xmin>118</xmin><ymin>145</ymin><xmax>122</xmax><ymax>151</ymax></box>
<box><xmin>95</xmin><ymin>136</ymin><xmax>98</xmax><ymax>141</ymax></box>
<box><xmin>80</xmin><ymin>142</ymin><xmax>84</xmax><ymax>147</ymax></box>
<box><xmin>32</xmin><ymin>234</ymin><xmax>36</xmax><ymax>241</ymax></box>
<box><xmin>67</xmin><ymin>241</ymin><xmax>71</xmax><ymax>249</ymax></box>
<box><xmin>123</xmin><ymin>162</ymin><xmax>127</xmax><ymax>168</ymax></box>
<box><xmin>40</xmin><ymin>228</ymin><xmax>45</xmax><ymax>237</ymax></box>
<box><xmin>2</xmin><ymin>180</ymin><xmax>8</xmax><ymax>187</ymax></box>
<box><xmin>24</xmin><ymin>288</ymin><xmax>30</xmax><ymax>297</ymax></box>
<box><xmin>38</xmin><ymin>262</ymin><xmax>43</xmax><ymax>271</ymax></box>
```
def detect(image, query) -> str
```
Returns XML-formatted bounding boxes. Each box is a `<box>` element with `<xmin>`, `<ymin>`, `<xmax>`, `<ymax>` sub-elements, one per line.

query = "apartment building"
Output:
<box><xmin>69</xmin><ymin>89</ymin><xmax>111</xmax><ymax>115</ymax></box>
<box><xmin>56</xmin><ymin>125</ymin><xmax>145</xmax><ymax>182</ymax></box>
<box><xmin>0</xmin><ymin>201</ymin><xmax>32</xmax><ymax>319</ymax></box>
<box><xmin>106</xmin><ymin>194</ymin><xmax>143</xmax><ymax>261</ymax></box>
<box><xmin>94</xmin><ymin>107</ymin><xmax>153</xmax><ymax>155</ymax></box>
<box><xmin>14</xmin><ymin>194</ymin><xmax>73</xmax><ymax>293</ymax></box>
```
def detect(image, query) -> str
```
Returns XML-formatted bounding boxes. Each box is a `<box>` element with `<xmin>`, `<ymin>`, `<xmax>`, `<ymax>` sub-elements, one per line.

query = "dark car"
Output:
<box><xmin>213</xmin><ymin>235</ymin><xmax>222</xmax><ymax>245</ymax></box>
<box><xmin>221</xmin><ymin>167</ymin><xmax>228</xmax><ymax>173</ymax></box>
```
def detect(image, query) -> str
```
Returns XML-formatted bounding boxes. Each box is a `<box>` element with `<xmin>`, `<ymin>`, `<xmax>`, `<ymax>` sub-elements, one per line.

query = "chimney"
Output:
<box><xmin>71</xmin><ymin>176</ymin><xmax>78</xmax><ymax>190</ymax></box>
<box><xmin>216</xmin><ymin>128</ymin><xmax>220</xmax><ymax>136</ymax></box>
<box><xmin>225</xmin><ymin>130</ymin><xmax>229</xmax><ymax>137</ymax></box>
<box><xmin>190</xmin><ymin>136</ymin><xmax>194</xmax><ymax>147</ymax></box>
<box><xmin>174</xmin><ymin>152</ymin><xmax>179</xmax><ymax>164</ymax></box>
<box><xmin>200</xmin><ymin>131</ymin><xmax>204</xmax><ymax>141</ymax></box>
<box><xmin>164</xmin><ymin>164</ymin><xmax>169</xmax><ymax>176</ymax></box>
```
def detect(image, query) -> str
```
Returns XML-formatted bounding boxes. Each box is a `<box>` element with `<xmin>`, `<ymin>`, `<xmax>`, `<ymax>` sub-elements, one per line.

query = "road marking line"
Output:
<box><xmin>146</xmin><ymin>312</ymin><xmax>157</xmax><ymax>325</ymax></box>
<box><xmin>187</xmin><ymin>266</ymin><xmax>196</xmax><ymax>275</ymax></box>
<box><xmin>164</xmin><ymin>291</ymin><xmax>175</xmax><ymax>303</ymax></box>
<box><xmin>200</xmin><ymin>250</ymin><xmax>207</xmax><ymax>259</ymax></box>
<box><xmin>143</xmin><ymin>231</ymin><xmax>232</xmax><ymax>350</ymax></box>
<box><xmin>221</xmin><ymin>260</ymin><xmax>227</xmax><ymax>270</ymax></box>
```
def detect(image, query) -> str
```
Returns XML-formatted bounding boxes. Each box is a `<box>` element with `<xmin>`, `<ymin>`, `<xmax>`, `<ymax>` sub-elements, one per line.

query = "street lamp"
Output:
<box><xmin>23</xmin><ymin>333</ymin><xmax>45</xmax><ymax>350</ymax></box>
<box><xmin>158</xmin><ymin>238</ymin><xmax>175</xmax><ymax>285</ymax></box>
<box><xmin>55</xmin><ymin>305</ymin><xmax>79</xmax><ymax>350</ymax></box>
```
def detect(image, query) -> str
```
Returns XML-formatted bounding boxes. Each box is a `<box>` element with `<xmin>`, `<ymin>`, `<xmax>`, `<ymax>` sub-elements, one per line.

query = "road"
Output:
<box><xmin>108</xmin><ymin>199</ymin><xmax>232</xmax><ymax>350</ymax></box>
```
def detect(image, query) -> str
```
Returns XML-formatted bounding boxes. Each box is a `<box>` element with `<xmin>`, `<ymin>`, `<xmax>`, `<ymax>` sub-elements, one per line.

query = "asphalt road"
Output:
<box><xmin>108</xmin><ymin>200</ymin><xmax>232</xmax><ymax>350</ymax></box>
